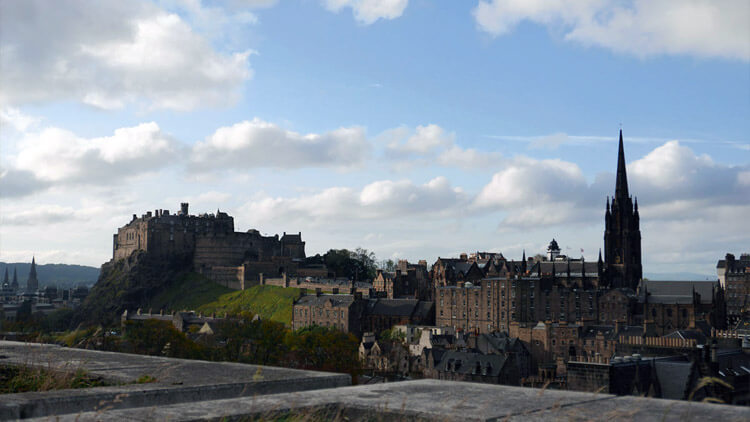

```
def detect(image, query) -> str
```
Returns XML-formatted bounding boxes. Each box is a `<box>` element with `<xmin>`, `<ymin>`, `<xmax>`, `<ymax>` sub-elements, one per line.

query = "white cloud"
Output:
<box><xmin>0</xmin><ymin>0</ymin><xmax>253</xmax><ymax>110</ymax></box>
<box><xmin>436</xmin><ymin>146</ymin><xmax>503</xmax><ymax>169</ymax></box>
<box><xmin>14</xmin><ymin>122</ymin><xmax>179</xmax><ymax>185</ymax></box>
<box><xmin>0</xmin><ymin>169</ymin><xmax>50</xmax><ymax>198</ymax></box>
<box><xmin>386</xmin><ymin>124</ymin><xmax>454</xmax><ymax>156</ymax></box>
<box><xmin>475</xmin><ymin>158</ymin><xmax>587</xmax><ymax>208</ymax></box>
<box><xmin>323</xmin><ymin>0</ymin><xmax>408</xmax><ymax>24</ymax></box>
<box><xmin>382</xmin><ymin>124</ymin><xmax>502</xmax><ymax>170</ymax></box>
<box><xmin>473</xmin><ymin>0</ymin><xmax>750</xmax><ymax>61</ymax></box>
<box><xmin>190</xmin><ymin>118</ymin><xmax>370</xmax><ymax>170</ymax></box>
<box><xmin>2</xmin><ymin>205</ymin><xmax>80</xmax><ymax>226</ymax></box>
<box><xmin>0</xmin><ymin>108</ymin><xmax>40</xmax><ymax>133</ymax></box>
<box><xmin>629</xmin><ymin>140</ymin><xmax>749</xmax><ymax>205</ymax></box>
<box><xmin>241</xmin><ymin>176</ymin><xmax>465</xmax><ymax>224</ymax></box>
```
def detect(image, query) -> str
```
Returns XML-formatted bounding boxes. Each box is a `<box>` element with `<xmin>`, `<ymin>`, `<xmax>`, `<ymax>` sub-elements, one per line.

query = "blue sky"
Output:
<box><xmin>1</xmin><ymin>0</ymin><xmax>748</xmax><ymax>278</ymax></box>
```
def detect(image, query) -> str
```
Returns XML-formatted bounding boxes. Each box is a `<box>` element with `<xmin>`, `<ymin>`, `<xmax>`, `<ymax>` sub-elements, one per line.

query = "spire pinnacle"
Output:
<box><xmin>615</xmin><ymin>129</ymin><xmax>629</xmax><ymax>199</ymax></box>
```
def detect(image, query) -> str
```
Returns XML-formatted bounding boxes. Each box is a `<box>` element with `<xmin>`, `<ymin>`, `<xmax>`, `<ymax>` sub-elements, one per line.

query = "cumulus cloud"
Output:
<box><xmin>242</xmin><ymin>176</ymin><xmax>465</xmax><ymax>224</ymax></box>
<box><xmin>14</xmin><ymin>122</ymin><xmax>179</xmax><ymax>185</ymax></box>
<box><xmin>0</xmin><ymin>169</ymin><xmax>50</xmax><ymax>198</ymax></box>
<box><xmin>629</xmin><ymin>140</ymin><xmax>749</xmax><ymax>206</ymax></box>
<box><xmin>473</xmin><ymin>0</ymin><xmax>750</xmax><ymax>61</ymax></box>
<box><xmin>475</xmin><ymin>158</ymin><xmax>588</xmax><ymax>208</ymax></box>
<box><xmin>2</xmin><ymin>205</ymin><xmax>80</xmax><ymax>226</ymax></box>
<box><xmin>473</xmin><ymin>140</ymin><xmax>749</xmax><ymax>228</ymax></box>
<box><xmin>0</xmin><ymin>108</ymin><xmax>40</xmax><ymax>133</ymax></box>
<box><xmin>323</xmin><ymin>0</ymin><xmax>408</xmax><ymax>24</ymax></box>
<box><xmin>190</xmin><ymin>118</ymin><xmax>370</xmax><ymax>171</ymax></box>
<box><xmin>383</xmin><ymin>124</ymin><xmax>502</xmax><ymax>170</ymax></box>
<box><xmin>0</xmin><ymin>0</ymin><xmax>253</xmax><ymax>110</ymax></box>
<box><xmin>386</xmin><ymin>124</ymin><xmax>454</xmax><ymax>156</ymax></box>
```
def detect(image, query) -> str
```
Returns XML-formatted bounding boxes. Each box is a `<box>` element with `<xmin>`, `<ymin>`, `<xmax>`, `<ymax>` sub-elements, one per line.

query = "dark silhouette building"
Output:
<box><xmin>26</xmin><ymin>257</ymin><xmax>39</xmax><ymax>293</ymax></box>
<box><xmin>604</xmin><ymin>130</ymin><xmax>642</xmax><ymax>290</ymax></box>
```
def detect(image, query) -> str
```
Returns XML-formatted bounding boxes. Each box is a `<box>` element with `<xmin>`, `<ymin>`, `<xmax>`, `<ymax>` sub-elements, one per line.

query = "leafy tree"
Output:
<box><xmin>379</xmin><ymin>259</ymin><xmax>397</xmax><ymax>272</ymax></box>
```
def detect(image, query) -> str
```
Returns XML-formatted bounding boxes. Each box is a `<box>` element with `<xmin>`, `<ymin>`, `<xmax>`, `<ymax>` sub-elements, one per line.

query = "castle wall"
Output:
<box><xmin>207</xmin><ymin>266</ymin><xmax>245</xmax><ymax>290</ymax></box>
<box><xmin>193</xmin><ymin>232</ymin><xmax>281</xmax><ymax>269</ymax></box>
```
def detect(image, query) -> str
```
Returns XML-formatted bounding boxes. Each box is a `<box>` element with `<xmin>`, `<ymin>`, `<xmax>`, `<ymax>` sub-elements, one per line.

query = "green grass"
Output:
<box><xmin>146</xmin><ymin>272</ymin><xmax>233</xmax><ymax>312</ymax></box>
<box><xmin>145</xmin><ymin>273</ymin><xmax>301</xmax><ymax>326</ymax></box>
<box><xmin>197</xmin><ymin>285</ymin><xmax>302</xmax><ymax>325</ymax></box>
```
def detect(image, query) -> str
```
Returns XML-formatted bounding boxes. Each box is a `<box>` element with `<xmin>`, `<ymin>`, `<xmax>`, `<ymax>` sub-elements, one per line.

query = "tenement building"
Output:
<box><xmin>112</xmin><ymin>203</ymin><xmax>306</xmax><ymax>289</ymax></box>
<box><xmin>433</xmin><ymin>131</ymin><xmax>727</xmax><ymax>374</ymax></box>
<box><xmin>717</xmin><ymin>253</ymin><xmax>750</xmax><ymax>325</ymax></box>
<box><xmin>291</xmin><ymin>290</ymin><xmax>434</xmax><ymax>338</ymax></box>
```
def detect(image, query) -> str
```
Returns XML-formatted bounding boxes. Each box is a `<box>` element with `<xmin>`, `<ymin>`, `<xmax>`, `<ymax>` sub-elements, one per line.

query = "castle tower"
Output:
<box><xmin>604</xmin><ymin>130</ymin><xmax>642</xmax><ymax>290</ymax></box>
<box><xmin>2</xmin><ymin>268</ymin><xmax>9</xmax><ymax>289</ymax></box>
<box><xmin>27</xmin><ymin>257</ymin><xmax>39</xmax><ymax>293</ymax></box>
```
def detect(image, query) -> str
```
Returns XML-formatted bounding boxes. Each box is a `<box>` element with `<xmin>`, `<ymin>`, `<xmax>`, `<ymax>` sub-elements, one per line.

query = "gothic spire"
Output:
<box><xmin>615</xmin><ymin>129</ymin><xmax>629</xmax><ymax>199</ymax></box>
<box><xmin>30</xmin><ymin>256</ymin><xmax>37</xmax><ymax>279</ymax></box>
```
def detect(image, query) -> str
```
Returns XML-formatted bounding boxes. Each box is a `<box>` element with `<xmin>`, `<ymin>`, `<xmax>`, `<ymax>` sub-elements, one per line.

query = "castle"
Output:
<box><xmin>112</xmin><ymin>203</ymin><xmax>306</xmax><ymax>289</ymax></box>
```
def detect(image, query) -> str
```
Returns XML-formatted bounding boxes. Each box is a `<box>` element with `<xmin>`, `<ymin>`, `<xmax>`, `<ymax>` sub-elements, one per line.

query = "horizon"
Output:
<box><xmin>1</xmin><ymin>1</ymin><xmax>748</xmax><ymax>277</ymax></box>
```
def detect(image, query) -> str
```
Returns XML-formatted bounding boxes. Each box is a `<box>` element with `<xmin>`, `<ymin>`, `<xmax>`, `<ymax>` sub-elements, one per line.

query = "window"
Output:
<box><xmin>682</xmin><ymin>309</ymin><xmax>687</xmax><ymax>318</ymax></box>
<box><xmin>667</xmin><ymin>309</ymin><xmax>673</xmax><ymax>317</ymax></box>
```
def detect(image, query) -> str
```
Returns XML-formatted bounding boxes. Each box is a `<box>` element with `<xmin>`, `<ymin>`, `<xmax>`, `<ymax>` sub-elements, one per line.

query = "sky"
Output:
<box><xmin>0</xmin><ymin>0</ymin><xmax>748</xmax><ymax>278</ymax></box>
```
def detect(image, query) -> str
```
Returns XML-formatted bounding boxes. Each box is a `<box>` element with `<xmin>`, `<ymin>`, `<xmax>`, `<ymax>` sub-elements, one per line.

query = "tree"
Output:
<box><xmin>379</xmin><ymin>259</ymin><xmax>396</xmax><ymax>272</ymax></box>
<box><xmin>322</xmin><ymin>248</ymin><xmax>378</xmax><ymax>281</ymax></box>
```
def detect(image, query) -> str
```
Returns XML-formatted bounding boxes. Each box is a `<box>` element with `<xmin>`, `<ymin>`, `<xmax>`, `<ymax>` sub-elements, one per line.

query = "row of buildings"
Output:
<box><xmin>1</xmin><ymin>258</ymin><xmax>90</xmax><ymax>322</ymax></box>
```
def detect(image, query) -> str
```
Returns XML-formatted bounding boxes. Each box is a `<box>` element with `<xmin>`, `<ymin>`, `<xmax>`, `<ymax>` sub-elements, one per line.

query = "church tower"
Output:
<box><xmin>27</xmin><ymin>257</ymin><xmax>39</xmax><ymax>293</ymax></box>
<box><xmin>604</xmin><ymin>130</ymin><xmax>642</xmax><ymax>290</ymax></box>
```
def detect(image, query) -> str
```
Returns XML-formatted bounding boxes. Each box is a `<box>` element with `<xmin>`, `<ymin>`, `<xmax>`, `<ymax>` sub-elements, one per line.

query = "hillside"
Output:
<box><xmin>145</xmin><ymin>274</ymin><xmax>302</xmax><ymax>325</ymax></box>
<box><xmin>0</xmin><ymin>262</ymin><xmax>99</xmax><ymax>288</ymax></box>
<box><xmin>197</xmin><ymin>285</ymin><xmax>302</xmax><ymax>325</ymax></box>
<box><xmin>73</xmin><ymin>251</ymin><xmax>193</xmax><ymax>327</ymax></box>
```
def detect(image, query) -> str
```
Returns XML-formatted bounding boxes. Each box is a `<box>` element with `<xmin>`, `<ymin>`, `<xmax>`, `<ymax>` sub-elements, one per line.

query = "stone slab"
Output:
<box><xmin>25</xmin><ymin>379</ymin><xmax>750</xmax><ymax>422</ymax></box>
<box><xmin>0</xmin><ymin>340</ymin><xmax>350</xmax><ymax>419</ymax></box>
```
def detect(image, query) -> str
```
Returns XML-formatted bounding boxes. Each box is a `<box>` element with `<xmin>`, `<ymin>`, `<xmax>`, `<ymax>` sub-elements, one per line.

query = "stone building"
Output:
<box><xmin>291</xmin><ymin>292</ymin><xmax>434</xmax><ymax>338</ymax></box>
<box><xmin>373</xmin><ymin>260</ymin><xmax>430</xmax><ymax>300</ymax></box>
<box><xmin>604</xmin><ymin>130</ymin><xmax>642</xmax><ymax>290</ymax></box>
<box><xmin>112</xmin><ymin>203</ymin><xmax>306</xmax><ymax>289</ymax></box>
<box><xmin>431</xmin><ymin>350</ymin><xmax>521</xmax><ymax>386</ymax></box>
<box><xmin>291</xmin><ymin>292</ymin><xmax>367</xmax><ymax>337</ymax></box>
<box><xmin>638</xmin><ymin>279</ymin><xmax>726</xmax><ymax>335</ymax></box>
<box><xmin>717</xmin><ymin>253</ymin><xmax>750</xmax><ymax>325</ymax></box>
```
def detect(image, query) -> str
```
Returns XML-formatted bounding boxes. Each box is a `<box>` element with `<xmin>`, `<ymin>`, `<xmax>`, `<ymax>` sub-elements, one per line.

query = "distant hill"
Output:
<box><xmin>0</xmin><ymin>262</ymin><xmax>100</xmax><ymax>289</ymax></box>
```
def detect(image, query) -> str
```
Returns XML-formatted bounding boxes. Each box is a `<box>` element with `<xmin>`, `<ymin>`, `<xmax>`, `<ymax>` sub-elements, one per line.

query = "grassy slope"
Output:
<box><xmin>146</xmin><ymin>273</ymin><xmax>233</xmax><ymax>312</ymax></box>
<box><xmin>197</xmin><ymin>285</ymin><xmax>302</xmax><ymax>325</ymax></box>
<box><xmin>146</xmin><ymin>273</ymin><xmax>301</xmax><ymax>325</ymax></box>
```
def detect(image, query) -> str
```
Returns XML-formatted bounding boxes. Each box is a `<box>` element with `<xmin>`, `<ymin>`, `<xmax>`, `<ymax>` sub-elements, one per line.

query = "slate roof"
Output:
<box><xmin>536</xmin><ymin>261</ymin><xmax>600</xmax><ymax>276</ymax></box>
<box><xmin>367</xmin><ymin>298</ymin><xmax>419</xmax><ymax>317</ymax></box>
<box><xmin>436</xmin><ymin>351</ymin><xmax>508</xmax><ymax>377</ymax></box>
<box><xmin>475</xmin><ymin>333</ymin><xmax>522</xmax><ymax>354</ymax></box>
<box><xmin>664</xmin><ymin>329</ymin><xmax>707</xmax><ymax>345</ymax></box>
<box><xmin>640</xmin><ymin>280</ymin><xmax>717</xmax><ymax>304</ymax></box>
<box><xmin>654</xmin><ymin>361</ymin><xmax>694</xmax><ymax>400</ymax></box>
<box><xmin>295</xmin><ymin>294</ymin><xmax>355</xmax><ymax>308</ymax></box>
<box><xmin>581</xmin><ymin>325</ymin><xmax>618</xmax><ymax>340</ymax></box>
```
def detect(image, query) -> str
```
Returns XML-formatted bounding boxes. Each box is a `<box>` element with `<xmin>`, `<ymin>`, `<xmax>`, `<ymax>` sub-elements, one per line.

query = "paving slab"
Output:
<box><xmin>24</xmin><ymin>379</ymin><xmax>750</xmax><ymax>422</ymax></box>
<box><xmin>0</xmin><ymin>340</ymin><xmax>350</xmax><ymax>419</ymax></box>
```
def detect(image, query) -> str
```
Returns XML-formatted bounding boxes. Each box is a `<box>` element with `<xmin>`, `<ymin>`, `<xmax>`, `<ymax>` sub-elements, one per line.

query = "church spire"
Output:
<box><xmin>615</xmin><ymin>129</ymin><xmax>629</xmax><ymax>199</ymax></box>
